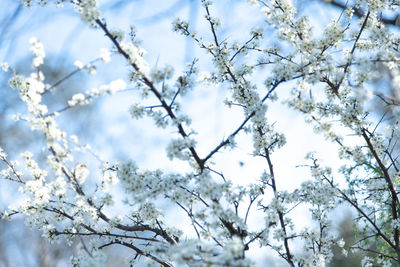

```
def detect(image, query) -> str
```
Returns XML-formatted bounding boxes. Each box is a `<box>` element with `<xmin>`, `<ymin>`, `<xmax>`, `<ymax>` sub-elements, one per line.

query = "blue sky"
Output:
<box><xmin>0</xmin><ymin>0</ymin><xmax>364</xmax><ymax>265</ymax></box>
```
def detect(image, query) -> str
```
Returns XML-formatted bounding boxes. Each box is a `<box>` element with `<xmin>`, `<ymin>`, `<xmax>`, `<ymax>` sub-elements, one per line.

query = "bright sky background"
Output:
<box><xmin>0</xmin><ymin>0</ymin><xmax>366</xmax><ymax>265</ymax></box>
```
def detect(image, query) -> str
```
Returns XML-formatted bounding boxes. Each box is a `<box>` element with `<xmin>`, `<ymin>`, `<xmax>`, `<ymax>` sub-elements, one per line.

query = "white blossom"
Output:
<box><xmin>99</xmin><ymin>48</ymin><xmax>111</xmax><ymax>63</ymax></box>
<box><xmin>0</xmin><ymin>62</ymin><xmax>9</xmax><ymax>72</ymax></box>
<box><xmin>74</xmin><ymin>163</ymin><xmax>89</xmax><ymax>183</ymax></box>
<box><xmin>68</xmin><ymin>93</ymin><xmax>88</xmax><ymax>106</ymax></box>
<box><xmin>74</xmin><ymin>60</ymin><xmax>84</xmax><ymax>69</ymax></box>
<box><xmin>29</xmin><ymin>37</ymin><xmax>45</xmax><ymax>67</ymax></box>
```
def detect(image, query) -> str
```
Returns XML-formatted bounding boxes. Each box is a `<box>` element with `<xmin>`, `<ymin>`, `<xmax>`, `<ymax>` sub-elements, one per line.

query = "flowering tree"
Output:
<box><xmin>1</xmin><ymin>0</ymin><xmax>400</xmax><ymax>266</ymax></box>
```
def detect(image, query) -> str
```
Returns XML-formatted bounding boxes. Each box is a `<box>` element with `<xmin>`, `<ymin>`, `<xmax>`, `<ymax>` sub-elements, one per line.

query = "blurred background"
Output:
<box><xmin>0</xmin><ymin>0</ymin><xmax>398</xmax><ymax>266</ymax></box>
